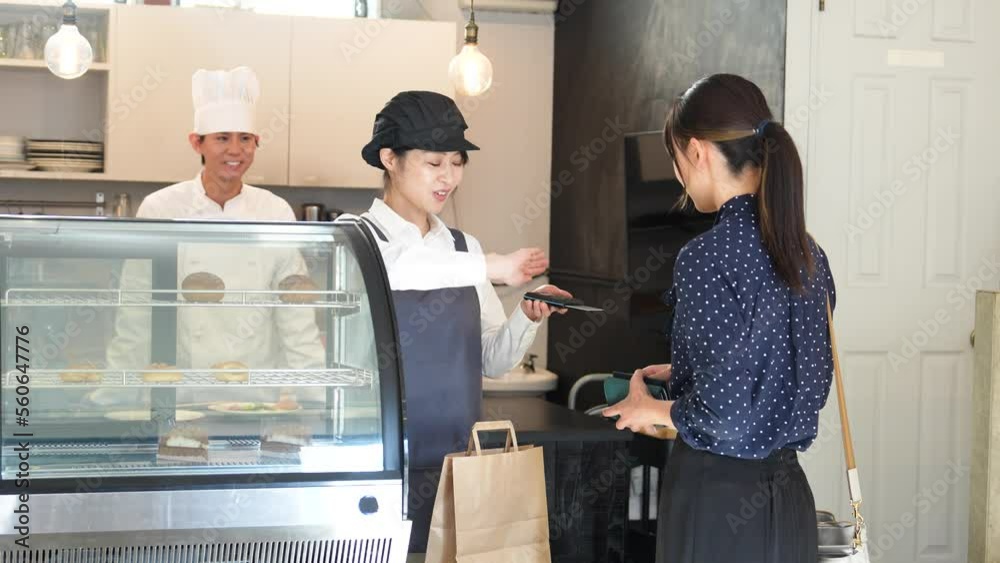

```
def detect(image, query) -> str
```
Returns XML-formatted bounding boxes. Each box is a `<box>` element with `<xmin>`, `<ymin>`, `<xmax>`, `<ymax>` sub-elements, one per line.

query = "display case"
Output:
<box><xmin>0</xmin><ymin>215</ymin><xmax>408</xmax><ymax>561</ymax></box>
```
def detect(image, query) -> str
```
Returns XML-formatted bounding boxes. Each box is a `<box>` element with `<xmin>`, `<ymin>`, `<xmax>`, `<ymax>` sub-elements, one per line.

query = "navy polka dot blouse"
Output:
<box><xmin>666</xmin><ymin>194</ymin><xmax>837</xmax><ymax>459</ymax></box>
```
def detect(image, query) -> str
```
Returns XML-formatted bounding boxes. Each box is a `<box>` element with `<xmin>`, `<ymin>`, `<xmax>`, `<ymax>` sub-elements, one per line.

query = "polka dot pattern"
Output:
<box><xmin>665</xmin><ymin>194</ymin><xmax>837</xmax><ymax>460</ymax></box>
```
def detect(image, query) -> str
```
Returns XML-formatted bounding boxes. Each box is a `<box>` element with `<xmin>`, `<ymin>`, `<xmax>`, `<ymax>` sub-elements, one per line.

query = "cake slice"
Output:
<box><xmin>157</xmin><ymin>427</ymin><xmax>209</xmax><ymax>462</ymax></box>
<box><xmin>260</xmin><ymin>424</ymin><xmax>311</xmax><ymax>459</ymax></box>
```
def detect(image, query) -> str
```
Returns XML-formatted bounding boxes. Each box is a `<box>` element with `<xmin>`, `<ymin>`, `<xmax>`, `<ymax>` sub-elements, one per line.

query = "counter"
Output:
<box><xmin>482</xmin><ymin>397</ymin><xmax>631</xmax><ymax>443</ymax></box>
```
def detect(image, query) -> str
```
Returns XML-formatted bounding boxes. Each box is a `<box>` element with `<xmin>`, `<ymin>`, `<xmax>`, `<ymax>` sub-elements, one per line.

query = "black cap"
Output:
<box><xmin>361</xmin><ymin>91</ymin><xmax>480</xmax><ymax>170</ymax></box>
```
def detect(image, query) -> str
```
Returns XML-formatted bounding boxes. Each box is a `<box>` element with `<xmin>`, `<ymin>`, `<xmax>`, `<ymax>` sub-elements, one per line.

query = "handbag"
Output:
<box><xmin>817</xmin><ymin>297</ymin><xmax>871</xmax><ymax>562</ymax></box>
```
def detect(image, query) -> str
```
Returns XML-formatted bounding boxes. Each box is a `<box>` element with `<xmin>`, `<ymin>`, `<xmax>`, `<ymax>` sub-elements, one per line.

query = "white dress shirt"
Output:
<box><xmin>102</xmin><ymin>174</ymin><xmax>324</xmax><ymax>404</ymax></box>
<box><xmin>355</xmin><ymin>198</ymin><xmax>539</xmax><ymax>377</ymax></box>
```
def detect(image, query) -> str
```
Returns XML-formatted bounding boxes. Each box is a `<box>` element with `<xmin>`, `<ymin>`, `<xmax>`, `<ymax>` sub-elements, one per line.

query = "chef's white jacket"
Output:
<box><xmin>351</xmin><ymin>198</ymin><xmax>540</xmax><ymax>377</ymax></box>
<box><xmin>104</xmin><ymin>174</ymin><xmax>325</xmax><ymax>395</ymax></box>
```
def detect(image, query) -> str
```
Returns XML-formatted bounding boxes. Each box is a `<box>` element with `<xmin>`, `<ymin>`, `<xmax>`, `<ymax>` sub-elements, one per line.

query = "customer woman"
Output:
<box><xmin>603</xmin><ymin>74</ymin><xmax>836</xmax><ymax>563</ymax></box>
<box><xmin>357</xmin><ymin>90</ymin><xmax>570</xmax><ymax>553</ymax></box>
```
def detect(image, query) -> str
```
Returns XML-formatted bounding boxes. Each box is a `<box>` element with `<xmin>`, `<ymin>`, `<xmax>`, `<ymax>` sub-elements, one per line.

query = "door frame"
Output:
<box><xmin>783</xmin><ymin>0</ymin><xmax>819</xmax><ymax>184</ymax></box>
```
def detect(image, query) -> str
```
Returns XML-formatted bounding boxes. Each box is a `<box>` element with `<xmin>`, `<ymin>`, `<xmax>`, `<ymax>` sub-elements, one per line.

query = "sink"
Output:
<box><xmin>482</xmin><ymin>355</ymin><xmax>557</xmax><ymax>398</ymax></box>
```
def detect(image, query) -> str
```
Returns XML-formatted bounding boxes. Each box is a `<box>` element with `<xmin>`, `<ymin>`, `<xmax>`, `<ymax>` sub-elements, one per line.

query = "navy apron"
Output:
<box><xmin>362</xmin><ymin>218</ymin><xmax>483</xmax><ymax>553</ymax></box>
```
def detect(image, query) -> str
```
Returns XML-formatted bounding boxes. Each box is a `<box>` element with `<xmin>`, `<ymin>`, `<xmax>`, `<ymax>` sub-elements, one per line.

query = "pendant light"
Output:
<box><xmin>448</xmin><ymin>0</ymin><xmax>494</xmax><ymax>97</ymax></box>
<box><xmin>44</xmin><ymin>0</ymin><xmax>93</xmax><ymax>80</ymax></box>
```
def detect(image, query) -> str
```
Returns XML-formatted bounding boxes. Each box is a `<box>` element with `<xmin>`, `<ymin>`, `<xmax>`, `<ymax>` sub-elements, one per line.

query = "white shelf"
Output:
<box><xmin>3</xmin><ymin>288</ymin><xmax>363</xmax><ymax>311</ymax></box>
<box><xmin>3</xmin><ymin>367</ymin><xmax>374</xmax><ymax>388</ymax></box>
<box><xmin>0</xmin><ymin>1</ymin><xmax>111</xmax><ymax>11</ymax></box>
<box><xmin>0</xmin><ymin>169</ymin><xmax>107</xmax><ymax>180</ymax></box>
<box><xmin>0</xmin><ymin>59</ymin><xmax>110</xmax><ymax>71</ymax></box>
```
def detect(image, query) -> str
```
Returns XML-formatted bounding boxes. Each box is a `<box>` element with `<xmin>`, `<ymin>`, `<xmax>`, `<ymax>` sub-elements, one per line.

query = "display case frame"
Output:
<box><xmin>0</xmin><ymin>215</ymin><xmax>411</xmax><ymax>560</ymax></box>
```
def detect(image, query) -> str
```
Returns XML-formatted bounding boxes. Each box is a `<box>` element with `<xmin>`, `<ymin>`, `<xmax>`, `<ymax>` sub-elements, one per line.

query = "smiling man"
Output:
<box><xmin>137</xmin><ymin>66</ymin><xmax>293</xmax><ymax>220</ymax></box>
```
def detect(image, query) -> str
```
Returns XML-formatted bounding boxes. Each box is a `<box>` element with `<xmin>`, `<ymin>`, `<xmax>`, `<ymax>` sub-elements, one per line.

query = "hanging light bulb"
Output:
<box><xmin>448</xmin><ymin>0</ymin><xmax>493</xmax><ymax>97</ymax></box>
<box><xmin>44</xmin><ymin>1</ymin><xmax>93</xmax><ymax>80</ymax></box>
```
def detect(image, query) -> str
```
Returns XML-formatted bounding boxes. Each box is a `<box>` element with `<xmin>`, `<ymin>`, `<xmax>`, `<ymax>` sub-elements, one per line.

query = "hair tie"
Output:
<box><xmin>754</xmin><ymin>119</ymin><xmax>771</xmax><ymax>139</ymax></box>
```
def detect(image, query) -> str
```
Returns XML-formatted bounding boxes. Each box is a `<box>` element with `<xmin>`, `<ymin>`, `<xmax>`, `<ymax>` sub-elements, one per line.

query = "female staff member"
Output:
<box><xmin>357</xmin><ymin>90</ymin><xmax>570</xmax><ymax>553</ymax></box>
<box><xmin>604</xmin><ymin>74</ymin><xmax>836</xmax><ymax>563</ymax></box>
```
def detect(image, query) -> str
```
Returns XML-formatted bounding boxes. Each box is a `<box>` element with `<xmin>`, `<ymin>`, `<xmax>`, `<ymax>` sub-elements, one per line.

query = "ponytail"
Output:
<box><xmin>663</xmin><ymin>74</ymin><xmax>814</xmax><ymax>293</ymax></box>
<box><xmin>755</xmin><ymin>122</ymin><xmax>813</xmax><ymax>292</ymax></box>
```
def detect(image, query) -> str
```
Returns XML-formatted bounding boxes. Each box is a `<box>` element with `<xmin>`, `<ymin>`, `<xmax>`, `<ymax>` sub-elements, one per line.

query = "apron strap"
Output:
<box><xmin>449</xmin><ymin>228</ymin><xmax>469</xmax><ymax>253</ymax></box>
<box><xmin>363</xmin><ymin>215</ymin><xmax>469</xmax><ymax>255</ymax></box>
<box><xmin>360</xmin><ymin>216</ymin><xmax>389</xmax><ymax>242</ymax></box>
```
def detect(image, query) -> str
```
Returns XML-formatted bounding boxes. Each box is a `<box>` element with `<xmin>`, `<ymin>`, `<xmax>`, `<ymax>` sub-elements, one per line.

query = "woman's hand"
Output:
<box><xmin>487</xmin><ymin>248</ymin><xmax>548</xmax><ymax>287</ymax></box>
<box><xmin>520</xmin><ymin>284</ymin><xmax>573</xmax><ymax>322</ymax></box>
<box><xmin>640</xmin><ymin>363</ymin><xmax>672</xmax><ymax>382</ymax></box>
<box><xmin>602</xmin><ymin>370</ymin><xmax>673</xmax><ymax>435</ymax></box>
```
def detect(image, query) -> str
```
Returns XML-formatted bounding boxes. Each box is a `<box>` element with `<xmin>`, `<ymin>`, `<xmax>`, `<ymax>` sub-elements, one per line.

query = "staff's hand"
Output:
<box><xmin>521</xmin><ymin>284</ymin><xmax>572</xmax><ymax>322</ymax></box>
<box><xmin>602</xmin><ymin>370</ymin><xmax>672</xmax><ymax>435</ymax></box>
<box><xmin>487</xmin><ymin>248</ymin><xmax>548</xmax><ymax>287</ymax></box>
<box><xmin>640</xmin><ymin>363</ymin><xmax>672</xmax><ymax>382</ymax></box>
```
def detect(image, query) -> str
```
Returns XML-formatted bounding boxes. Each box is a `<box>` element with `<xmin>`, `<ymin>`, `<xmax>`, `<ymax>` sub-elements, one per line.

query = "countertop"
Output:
<box><xmin>480</xmin><ymin>397</ymin><xmax>631</xmax><ymax>443</ymax></box>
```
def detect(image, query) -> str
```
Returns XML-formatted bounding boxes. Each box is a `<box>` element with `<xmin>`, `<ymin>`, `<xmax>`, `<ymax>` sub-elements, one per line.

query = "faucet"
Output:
<box><xmin>521</xmin><ymin>354</ymin><xmax>538</xmax><ymax>373</ymax></box>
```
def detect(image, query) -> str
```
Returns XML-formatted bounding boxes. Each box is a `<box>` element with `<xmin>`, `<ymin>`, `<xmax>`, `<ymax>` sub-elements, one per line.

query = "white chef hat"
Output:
<box><xmin>191</xmin><ymin>66</ymin><xmax>260</xmax><ymax>136</ymax></box>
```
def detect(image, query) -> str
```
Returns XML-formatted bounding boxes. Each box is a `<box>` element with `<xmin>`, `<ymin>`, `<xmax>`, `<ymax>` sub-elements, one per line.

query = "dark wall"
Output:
<box><xmin>548</xmin><ymin>0</ymin><xmax>787</xmax><ymax>408</ymax></box>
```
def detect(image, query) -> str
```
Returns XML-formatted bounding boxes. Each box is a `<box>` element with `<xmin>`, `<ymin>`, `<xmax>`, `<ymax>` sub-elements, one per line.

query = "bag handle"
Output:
<box><xmin>826</xmin><ymin>295</ymin><xmax>866</xmax><ymax>550</ymax></box>
<box><xmin>466</xmin><ymin>420</ymin><xmax>519</xmax><ymax>456</ymax></box>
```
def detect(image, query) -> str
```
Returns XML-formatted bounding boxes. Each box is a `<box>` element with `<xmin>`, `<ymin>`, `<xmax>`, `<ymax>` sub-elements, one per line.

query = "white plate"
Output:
<box><xmin>27</xmin><ymin>141</ymin><xmax>102</xmax><ymax>152</ymax></box>
<box><xmin>29</xmin><ymin>155</ymin><xmax>104</xmax><ymax>162</ymax></box>
<box><xmin>33</xmin><ymin>162</ymin><xmax>103</xmax><ymax>173</ymax></box>
<box><xmin>208</xmin><ymin>402</ymin><xmax>302</xmax><ymax>415</ymax></box>
<box><xmin>105</xmin><ymin>409</ymin><xmax>205</xmax><ymax>422</ymax></box>
<box><xmin>0</xmin><ymin>162</ymin><xmax>36</xmax><ymax>171</ymax></box>
<box><xmin>28</xmin><ymin>148</ymin><xmax>102</xmax><ymax>154</ymax></box>
<box><xmin>28</xmin><ymin>148</ymin><xmax>103</xmax><ymax>156</ymax></box>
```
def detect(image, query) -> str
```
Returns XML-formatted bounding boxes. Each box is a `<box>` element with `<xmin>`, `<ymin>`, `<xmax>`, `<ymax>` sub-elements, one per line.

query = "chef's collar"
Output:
<box><xmin>368</xmin><ymin>198</ymin><xmax>454</xmax><ymax>243</ymax></box>
<box><xmin>192</xmin><ymin>171</ymin><xmax>246</xmax><ymax>210</ymax></box>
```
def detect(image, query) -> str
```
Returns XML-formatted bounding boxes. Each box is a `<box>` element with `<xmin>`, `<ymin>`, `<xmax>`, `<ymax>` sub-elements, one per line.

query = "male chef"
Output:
<box><xmin>102</xmin><ymin>67</ymin><xmax>324</xmax><ymax>404</ymax></box>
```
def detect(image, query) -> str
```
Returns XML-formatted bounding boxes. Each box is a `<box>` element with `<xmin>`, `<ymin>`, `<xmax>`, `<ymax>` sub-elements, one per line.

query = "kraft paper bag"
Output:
<box><xmin>425</xmin><ymin>420</ymin><xmax>551</xmax><ymax>563</ymax></box>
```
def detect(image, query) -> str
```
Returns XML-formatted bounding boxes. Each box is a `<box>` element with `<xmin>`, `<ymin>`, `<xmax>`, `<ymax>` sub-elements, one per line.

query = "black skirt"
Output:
<box><xmin>656</xmin><ymin>439</ymin><xmax>818</xmax><ymax>563</ymax></box>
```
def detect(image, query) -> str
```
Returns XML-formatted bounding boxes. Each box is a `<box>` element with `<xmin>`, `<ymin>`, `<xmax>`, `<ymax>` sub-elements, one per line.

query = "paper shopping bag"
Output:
<box><xmin>425</xmin><ymin>420</ymin><xmax>551</xmax><ymax>563</ymax></box>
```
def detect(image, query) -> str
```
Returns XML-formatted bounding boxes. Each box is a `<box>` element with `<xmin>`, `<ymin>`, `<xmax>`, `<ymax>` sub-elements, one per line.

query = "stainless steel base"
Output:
<box><xmin>0</xmin><ymin>482</ymin><xmax>411</xmax><ymax>563</ymax></box>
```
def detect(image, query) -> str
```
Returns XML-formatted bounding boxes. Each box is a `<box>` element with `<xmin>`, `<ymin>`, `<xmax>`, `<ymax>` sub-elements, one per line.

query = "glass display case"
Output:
<box><xmin>0</xmin><ymin>215</ymin><xmax>408</xmax><ymax>560</ymax></box>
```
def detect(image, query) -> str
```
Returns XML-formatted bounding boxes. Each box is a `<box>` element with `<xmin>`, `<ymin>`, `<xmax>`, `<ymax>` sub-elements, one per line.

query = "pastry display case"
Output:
<box><xmin>0</xmin><ymin>215</ymin><xmax>408</xmax><ymax>561</ymax></box>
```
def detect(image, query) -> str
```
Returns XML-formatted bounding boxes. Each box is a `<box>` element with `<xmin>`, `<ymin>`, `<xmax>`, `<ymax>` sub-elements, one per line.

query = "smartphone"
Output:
<box><xmin>523</xmin><ymin>291</ymin><xmax>604</xmax><ymax>312</ymax></box>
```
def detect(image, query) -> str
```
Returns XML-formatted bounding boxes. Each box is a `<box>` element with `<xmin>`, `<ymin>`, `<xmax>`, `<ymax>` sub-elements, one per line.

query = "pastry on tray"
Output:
<box><xmin>212</xmin><ymin>361</ymin><xmax>249</xmax><ymax>383</ymax></box>
<box><xmin>157</xmin><ymin>426</ymin><xmax>209</xmax><ymax>462</ymax></box>
<box><xmin>260</xmin><ymin>424</ymin><xmax>311</xmax><ymax>458</ymax></box>
<box><xmin>275</xmin><ymin>391</ymin><xmax>299</xmax><ymax>411</ymax></box>
<box><xmin>181</xmin><ymin>272</ymin><xmax>225</xmax><ymax>303</ymax></box>
<box><xmin>142</xmin><ymin>363</ymin><xmax>184</xmax><ymax>383</ymax></box>
<box><xmin>277</xmin><ymin>274</ymin><xmax>319</xmax><ymax>304</ymax></box>
<box><xmin>60</xmin><ymin>361</ymin><xmax>103</xmax><ymax>383</ymax></box>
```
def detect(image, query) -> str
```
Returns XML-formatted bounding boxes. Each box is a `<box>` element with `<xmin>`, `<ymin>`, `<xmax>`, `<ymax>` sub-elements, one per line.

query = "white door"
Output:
<box><xmin>786</xmin><ymin>1</ymin><xmax>1000</xmax><ymax>562</ymax></box>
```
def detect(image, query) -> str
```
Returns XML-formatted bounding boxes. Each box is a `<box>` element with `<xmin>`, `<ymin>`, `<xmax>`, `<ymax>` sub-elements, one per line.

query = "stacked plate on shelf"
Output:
<box><xmin>26</xmin><ymin>139</ymin><xmax>104</xmax><ymax>173</ymax></box>
<box><xmin>0</xmin><ymin>136</ymin><xmax>35</xmax><ymax>172</ymax></box>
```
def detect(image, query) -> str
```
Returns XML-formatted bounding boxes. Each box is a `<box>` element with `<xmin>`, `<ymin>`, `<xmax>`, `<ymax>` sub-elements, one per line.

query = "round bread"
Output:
<box><xmin>142</xmin><ymin>363</ymin><xmax>184</xmax><ymax>383</ymax></box>
<box><xmin>181</xmin><ymin>272</ymin><xmax>225</xmax><ymax>303</ymax></box>
<box><xmin>60</xmin><ymin>363</ymin><xmax>102</xmax><ymax>383</ymax></box>
<box><xmin>278</xmin><ymin>275</ymin><xmax>319</xmax><ymax>304</ymax></box>
<box><xmin>212</xmin><ymin>361</ymin><xmax>249</xmax><ymax>383</ymax></box>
